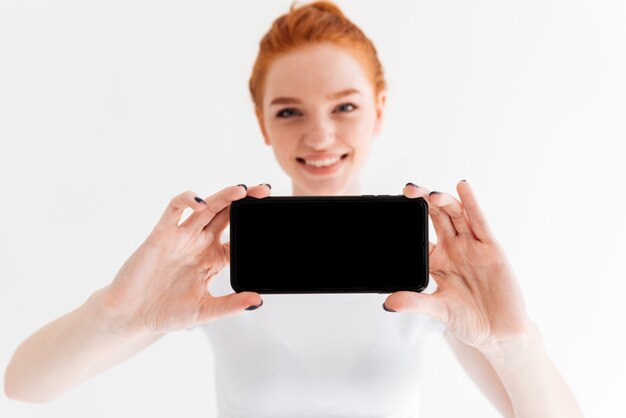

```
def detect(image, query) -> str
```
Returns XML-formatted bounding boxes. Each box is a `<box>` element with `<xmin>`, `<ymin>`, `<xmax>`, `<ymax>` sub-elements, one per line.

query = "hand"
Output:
<box><xmin>383</xmin><ymin>180</ymin><xmax>534</xmax><ymax>351</ymax></box>
<box><xmin>97</xmin><ymin>183</ymin><xmax>271</xmax><ymax>335</ymax></box>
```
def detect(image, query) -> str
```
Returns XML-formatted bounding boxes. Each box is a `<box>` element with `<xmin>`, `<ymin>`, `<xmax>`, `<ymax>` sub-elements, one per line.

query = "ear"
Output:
<box><xmin>373</xmin><ymin>90</ymin><xmax>387</xmax><ymax>137</ymax></box>
<box><xmin>255</xmin><ymin>107</ymin><xmax>271</xmax><ymax>145</ymax></box>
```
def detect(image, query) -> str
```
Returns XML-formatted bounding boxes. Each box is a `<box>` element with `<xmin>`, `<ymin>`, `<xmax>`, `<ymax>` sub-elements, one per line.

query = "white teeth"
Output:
<box><xmin>304</xmin><ymin>157</ymin><xmax>341</xmax><ymax>167</ymax></box>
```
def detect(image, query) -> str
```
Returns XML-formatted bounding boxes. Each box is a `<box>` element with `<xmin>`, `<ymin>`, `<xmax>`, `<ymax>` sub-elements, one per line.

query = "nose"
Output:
<box><xmin>303</xmin><ymin>114</ymin><xmax>336</xmax><ymax>149</ymax></box>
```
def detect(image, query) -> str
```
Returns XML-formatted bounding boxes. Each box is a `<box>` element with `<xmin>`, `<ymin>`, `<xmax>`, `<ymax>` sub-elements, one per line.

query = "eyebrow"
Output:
<box><xmin>269</xmin><ymin>88</ymin><xmax>362</xmax><ymax>106</ymax></box>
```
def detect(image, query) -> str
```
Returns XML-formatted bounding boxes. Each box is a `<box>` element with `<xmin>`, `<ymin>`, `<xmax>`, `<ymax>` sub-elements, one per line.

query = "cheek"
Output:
<box><xmin>341</xmin><ymin>118</ymin><xmax>374</xmax><ymax>149</ymax></box>
<box><xmin>269</xmin><ymin>130</ymin><xmax>298</xmax><ymax>158</ymax></box>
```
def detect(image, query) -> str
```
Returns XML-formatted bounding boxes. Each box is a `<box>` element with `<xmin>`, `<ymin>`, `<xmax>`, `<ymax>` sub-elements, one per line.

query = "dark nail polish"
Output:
<box><xmin>194</xmin><ymin>196</ymin><xmax>206</xmax><ymax>204</ymax></box>
<box><xmin>382</xmin><ymin>302</ymin><xmax>396</xmax><ymax>312</ymax></box>
<box><xmin>245</xmin><ymin>299</ymin><xmax>263</xmax><ymax>311</ymax></box>
<box><xmin>405</xmin><ymin>182</ymin><xmax>418</xmax><ymax>188</ymax></box>
<box><xmin>429</xmin><ymin>191</ymin><xmax>441</xmax><ymax>196</ymax></box>
<box><xmin>460</xmin><ymin>179</ymin><xmax>467</xmax><ymax>183</ymax></box>
<box><xmin>237</xmin><ymin>184</ymin><xmax>247</xmax><ymax>191</ymax></box>
<box><xmin>259</xmin><ymin>183</ymin><xmax>272</xmax><ymax>190</ymax></box>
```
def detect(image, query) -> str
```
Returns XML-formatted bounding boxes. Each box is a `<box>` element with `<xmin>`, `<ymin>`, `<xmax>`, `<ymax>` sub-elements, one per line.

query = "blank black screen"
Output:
<box><xmin>230</xmin><ymin>195</ymin><xmax>428</xmax><ymax>294</ymax></box>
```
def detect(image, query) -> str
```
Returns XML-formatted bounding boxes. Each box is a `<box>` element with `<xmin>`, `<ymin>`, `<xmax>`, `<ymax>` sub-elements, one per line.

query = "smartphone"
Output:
<box><xmin>229</xmin><ymin>194</ymin><xmax>429</xmax><ymax>294</ymax></box>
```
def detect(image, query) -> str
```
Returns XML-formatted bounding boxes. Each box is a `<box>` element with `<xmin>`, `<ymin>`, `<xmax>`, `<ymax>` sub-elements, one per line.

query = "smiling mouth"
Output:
<box><xmin>296</xmin><ymin>153</ymin><xmax>349</xmax><ymax>165</ymax></box>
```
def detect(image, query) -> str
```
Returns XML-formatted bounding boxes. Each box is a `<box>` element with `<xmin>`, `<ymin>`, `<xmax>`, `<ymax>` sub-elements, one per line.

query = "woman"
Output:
<box><xmin>5</xmin><ymin>1</ymin><xmax>584</xmax><ymax>417</ymax></box>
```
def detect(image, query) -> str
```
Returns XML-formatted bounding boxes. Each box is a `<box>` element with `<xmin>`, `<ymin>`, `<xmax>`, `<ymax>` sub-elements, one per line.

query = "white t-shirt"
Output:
<box><xmin>188</xmin><ymin>227</ymin><xmax>446</xmax><ymax>418</ymax></box>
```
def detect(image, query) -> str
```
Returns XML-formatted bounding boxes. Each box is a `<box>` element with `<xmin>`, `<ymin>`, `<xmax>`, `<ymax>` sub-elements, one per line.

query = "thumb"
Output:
<box><xmin>384</xmin><ymin>291</ymin><xmax>448</xmax><ymax>324</ymax></box>
<box><xmin>195</xmin><ymin>291</ymin><xmax>263</xmax><ymax>324</ymax></box>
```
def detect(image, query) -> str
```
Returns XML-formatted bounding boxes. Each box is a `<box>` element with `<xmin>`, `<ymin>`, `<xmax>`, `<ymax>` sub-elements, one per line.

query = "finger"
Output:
<box><xmin>428</xmin><ymin>187</ymin><xmax>476</xmax><ymax>240</ymax></box>
<box><xmin>156</xmin><ymin>190</ymin><xmax>212</xmax><ymax>230</ymax></box>
<box><xmin>403</xmin><ymin>182</ymin><xmax>456</xmax><ymax>241</ymax></box>
<box><xmin>456</xmin><ymin>180</ymin><xmax>496</xmax><ymax>243</ymax></box>
<box><xmin>383</xmin><ymin>290</ymin><xmax>449</xmax><ymax>324</ymax></box>
<box><xmin>184</xmin><ymin>183</ymin><xmax>272</xmax><ymax>233</ymax></box>
<box><xmin>196</xmin><ymin>292</ymin><xmax>264</xmax><ymax>324</ymax></box>
<box><xmin>178</xmin><ymin>184</ymin><xmax>248</xmax><ymax>231</ymax></box>
<box><xmin>204</xmin><ymin>183</ymin><xmax>272</xmax><ymax>243</ymax></box>
<box><xmin>203</xmin><ymin>183</ymin><xmax>272</xmax><ymax>262</ymax></box>
<box><xmin>403</xmin><ymin>184</ymin><xmax>437</xmax><ymax>253</ymax></box>
<box><xmin>201</xmin><ymin>205</ymin><xmax>230</xmax><ymax>243</ymax></box>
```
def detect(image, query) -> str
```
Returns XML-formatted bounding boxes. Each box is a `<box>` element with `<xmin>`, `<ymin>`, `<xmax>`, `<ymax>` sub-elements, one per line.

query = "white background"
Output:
<box><xmin>1</xmin><ymin>0</ymin><xmax>624</xmax><ymax>417</ymax></box>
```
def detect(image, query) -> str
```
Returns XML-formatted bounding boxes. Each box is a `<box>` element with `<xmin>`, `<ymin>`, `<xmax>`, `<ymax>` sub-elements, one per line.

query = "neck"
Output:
<box><xmin>291</xmin><ymin>179</ymin><xmax>361</xmax><ymax>196</ymax></box>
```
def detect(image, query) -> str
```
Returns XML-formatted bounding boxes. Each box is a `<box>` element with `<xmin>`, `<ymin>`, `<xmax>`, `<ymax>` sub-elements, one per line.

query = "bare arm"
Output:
<box><xmin>443</xmin><ymin>324</ymin><xmax>583</xmax><ymax>418</ymax></box>
<box><xmin>392</xmin><ymin>181</ymin><xmax>584</xmax><ymax>418</ymax></box>
<box><xmin>4</xmin><ymin>286</ymin><xmax>164</xmax><ymax>403</ymax></box>
<box><xmin>443</xmin><ymin>329</ymin><xmax>515</xmax><ymax>418</ymax></box>
<box><xmin>480</xmin><ymin>322</ymin><xmax>584</xmax><ymax>418</ymax></box>
<box><xmin>4</xmin><ymin>185</ymin><xmax>267</xmax><ymax>404</ymax></box>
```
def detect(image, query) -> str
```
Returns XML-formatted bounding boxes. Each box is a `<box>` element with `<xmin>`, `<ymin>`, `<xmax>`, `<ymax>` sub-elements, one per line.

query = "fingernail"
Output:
<box><xmin>460</xmin><ymin>179</ymin><xmax>467</xmax><ymax>183</ymax></box>
<box><xmin>237</xmin><ymin>184</ymin><xmax>248</xmax><ymax>191</ymax></box>
<box><xmin>405</xmin><ymin>182</ymin><xmax>418</xmax><ymax>188</ymax></box>
<box><xmin>194</xmin><ymin>196</ymin><xmax>206</xmax><ymax>204</ymax></box>
<box><xmin>429</xmin><ymin>191</ymin><xmax>441</xmax><ymax>196</ymax></box>
<box><xmin>245</xmin><ymin>299</ymin><xmax>263</xmax><ymax>311</ymax></box>
<box><xmin>382</xmin><ymin>302</ymin><xmax>396</xmax><ymax>312</ymax></box>
<box><xmin>259</xmin><ymin>183</ymin><xmax>272</xmax><ymax>190</ymax></box>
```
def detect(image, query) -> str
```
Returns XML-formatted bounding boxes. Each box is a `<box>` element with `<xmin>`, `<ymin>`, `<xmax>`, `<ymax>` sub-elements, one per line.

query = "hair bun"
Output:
<box><xmin>291</xmin><ymin>1</ymin><xmax>345</xmax><ymax>18</ymax></box>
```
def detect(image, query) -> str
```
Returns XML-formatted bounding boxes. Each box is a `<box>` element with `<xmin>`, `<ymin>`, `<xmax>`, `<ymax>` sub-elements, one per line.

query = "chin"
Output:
<box><xmin>294</xmin><ymin>176</ymin><xmax>356</xmax><ymax>196</ymax></box>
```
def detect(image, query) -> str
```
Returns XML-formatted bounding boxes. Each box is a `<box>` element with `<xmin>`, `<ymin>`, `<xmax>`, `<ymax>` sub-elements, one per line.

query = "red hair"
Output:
<box><xmin>249</xmin><ymin>1</ymin><xmax>386</xmax><ymax>125</ymax></box>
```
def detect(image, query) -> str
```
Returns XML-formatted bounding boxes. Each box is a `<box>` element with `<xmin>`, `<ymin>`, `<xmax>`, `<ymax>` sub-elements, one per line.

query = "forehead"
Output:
<box><xmin>262</xmin><ymin>42</ymin><xmax>373</xmax><ymax>106</ymax></box>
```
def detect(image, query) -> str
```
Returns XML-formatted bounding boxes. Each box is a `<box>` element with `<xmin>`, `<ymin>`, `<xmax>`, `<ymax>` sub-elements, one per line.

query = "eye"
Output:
<box><xmin>276</xmin><ymin>108</ymin><xmax>301</xmax><ymax>118</ymax></box>
<box><xmin>335</xmin><ymin>103</ymin><xmax>357</xmax><ymax>112</ymax></box>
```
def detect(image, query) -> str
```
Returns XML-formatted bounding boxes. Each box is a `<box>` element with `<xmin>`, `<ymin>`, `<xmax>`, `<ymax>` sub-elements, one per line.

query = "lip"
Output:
<box><xmin>296</xmin><ymin>152</ymin><xmax>349</xmax><ymax>162</ymax></box>
<box><xmin>296</xmin><ymin>153</ymin><xmax>349</xmax><ymax>176</ymax></box>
